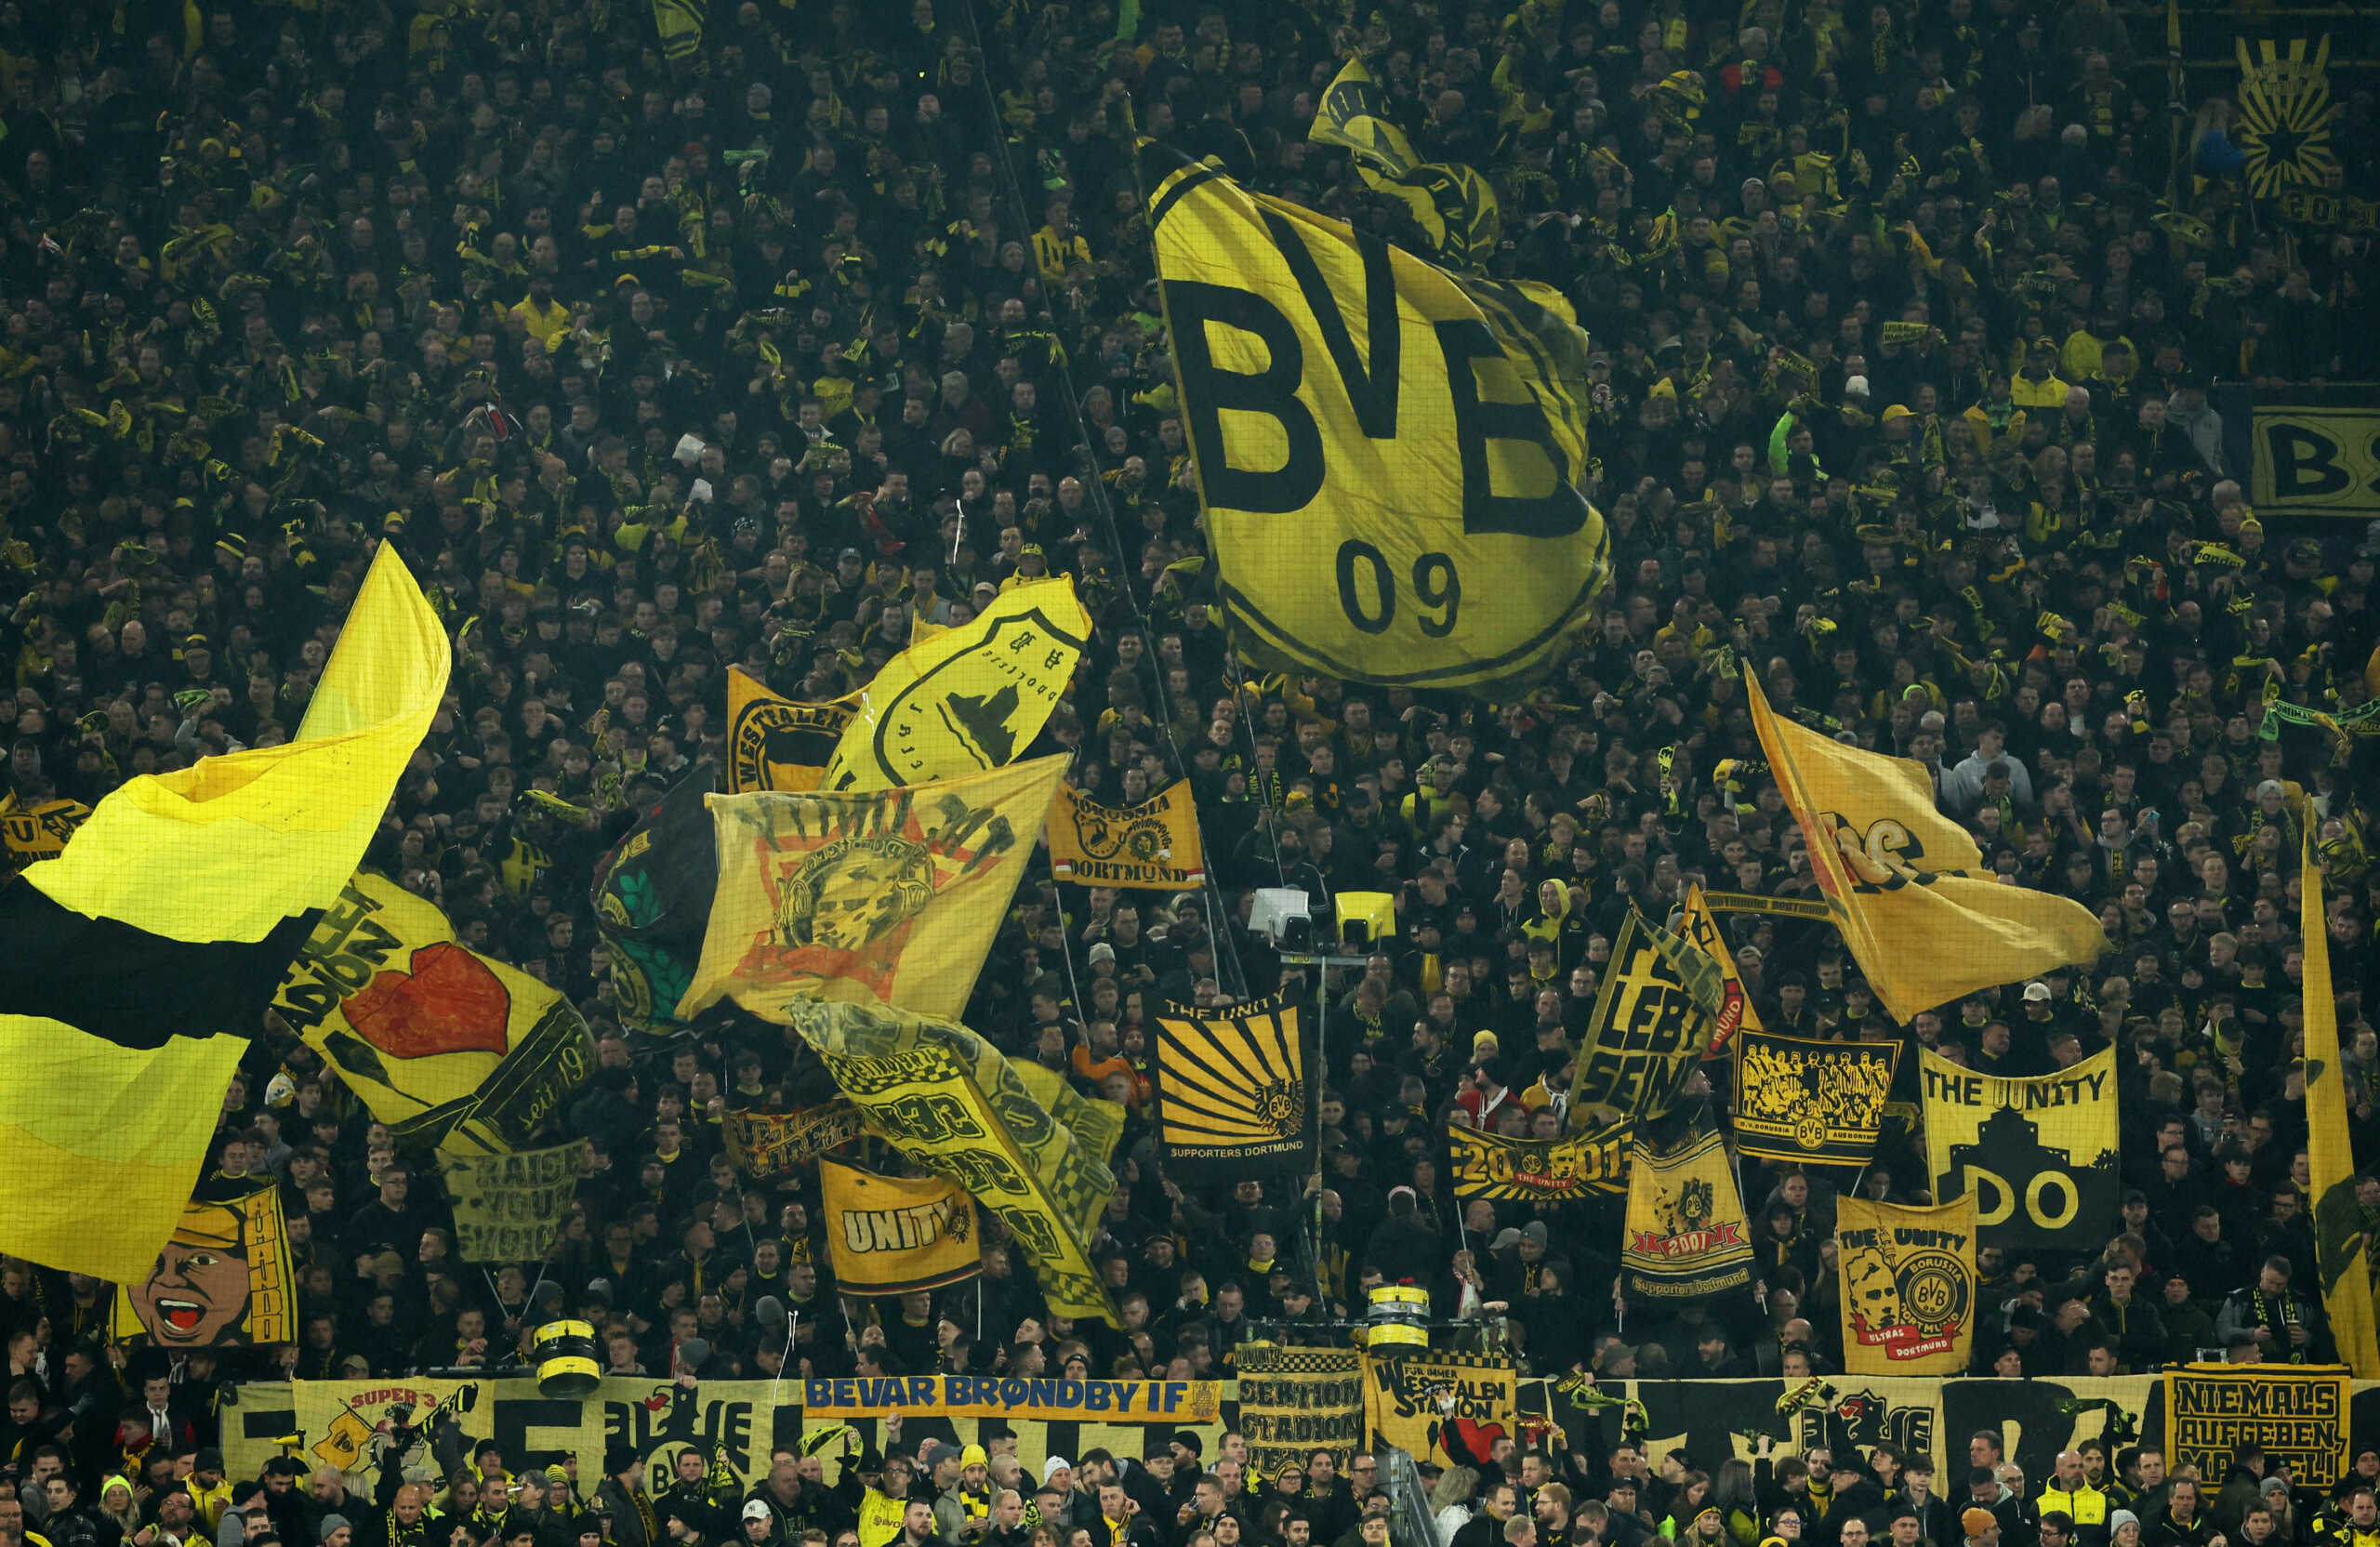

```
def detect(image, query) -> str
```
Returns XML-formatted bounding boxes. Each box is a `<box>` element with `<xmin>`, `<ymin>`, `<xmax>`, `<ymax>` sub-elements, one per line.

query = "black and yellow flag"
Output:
<box><xmin>726</xmin><ymin>668</ymin><xmax>856</xmax><ymax>794</ymax></box>
<box><xmin>1146</xmin><ymin>143</ymin><xmax>1609</xmax><ymax>695</ymax></box>
<box><xmin>820</xmin><ymin>580</ymin><xmax>1089</xmax><ymax>791</ymax></box>
<box><xmin>787</xmin><ymin>998</ymin><xmax>1117</xmax><ymax>1325</ymax></box>
<box><xmin>1448</xmin><ymin>1119</ymin><xmax>1631</xmax><ymax>1203</ymax></box>
<box><xmin>2300</xmin><ymin>835</ymin><xmax>2379</xmax><ymax>1377</ymax></box>
<box><xmin>1309</xmin><ymin>57</ymin><xmax>1502</xmax><ymax>270</ymax></box>
<box><xmin>820</xmin><ymin>1158</ymin><xmax>981</xmax><ymax>1296</ymax></box>
<box><xmin>0</xmin><ymin>793</ymin><xmax>90</xmax><ymax>867</ymax></box>
<box><xmin>111</xmin><ymin>1187</ymin><xmax>297</xmax><ymax>1347</ymax></box>
<box><xmin>1620</xmin><ymin>1130</ymin><xmax>1754</xmax><ymax>1301</ymax></box>
<box><xmin>1919</xmin><ymin>1046</ymin><xmax>2120</xmax><ymax>1250</ymax></box>
<box><xmin>1677</xmin><ymin>883</ymin><xmax>1759</xmax><ymax>1051</ymax></box>
<box><xmin>274</xmin><ymin>873</ymin><xmax>597</xmax><ymax>1156</ymax></box>
<box><xmin>0</xmin><ymin>546</ymin><xmax>446</xmax><ymax>1280</ymax></box>
<box><xmin>2235</xmin><ymin>36</ymin><xmax>2340</xmax><ymax>199</ymax></box>
<box><xmin>1049</xmin><ymin>781</ymin><xmax>1209</xmax><ymax>891</ymax></box>
<box><xmin>722</xmin><ymin>1104</ymin><xmax>867</xmax><ymax>1178</ymax></box>
<box><xmin>1744</xmin><ymin>667</ymin><xmax>2105</xmax><ymax>1022</ymax></box>
<box><xmin>1151</xmin><ymin>1003</ymin><xmax>1311</xmax><ymax>1177</ymax></box>
<box><xmin>652</xmin><ymin>0</ymin><xmax>706</xmax><ymax>60</ymax></box>
<box><xmin>1567</xmin><ymin>911</ymin><xmax>1717</xmax><ymax>1118</ymax></box>
<box><xmin>1732</xmin><ymin>1030</ymin><xmax>1898</xmax><ymax>1166</ymax></box>
<box><xmin>1836</xmin><ymin>1197</ymin><xmax>1977</xmax><ymax>1376</ymax></box>
<box><xmin>680</xmin><ymin>756</ymin><xmax>1066</xmax><ymax>1024</ymax></box>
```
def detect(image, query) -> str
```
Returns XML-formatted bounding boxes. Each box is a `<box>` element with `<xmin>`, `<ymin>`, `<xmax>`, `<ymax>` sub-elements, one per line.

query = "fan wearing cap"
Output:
<box><xmin>933</xmin><ymin>1446</ymin><xmax>996</xmax><ymax>1544</ymax></box>
<box><xmin>740</xmin><ymin>1499</ymin><xmax>781</xmax><ymax>1547</ymax></box>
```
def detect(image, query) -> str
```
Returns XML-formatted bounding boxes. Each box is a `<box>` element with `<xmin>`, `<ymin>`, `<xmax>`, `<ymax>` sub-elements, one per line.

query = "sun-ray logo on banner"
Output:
<box><xmin>1152</xmin><ymin>1005</ymin><xmax>1310</xmax><ymax>1177</ymax></box>
<box><xmin>2236</xmin><ymin>36</ymin><xmax>2341</xmax><ymax>199</ymax></box>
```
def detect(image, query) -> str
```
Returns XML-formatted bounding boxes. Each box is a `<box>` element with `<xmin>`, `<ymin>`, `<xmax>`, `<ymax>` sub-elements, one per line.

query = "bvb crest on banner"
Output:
<box><xmin>2235</xmin><ymin>37</ymin><xmax>2341</xmax><ymax>200</ymax></box>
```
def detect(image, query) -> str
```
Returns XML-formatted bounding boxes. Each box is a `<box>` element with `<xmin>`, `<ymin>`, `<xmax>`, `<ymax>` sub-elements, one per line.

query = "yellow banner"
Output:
<box><xmin>1836</xmin><ymin>1197</ymin><xmax>1978</xmax><ymax>1377</ymax></box>
<box><xmin>820</xmin><ymin>1158</ymin><xmax>981</xmax><ymax>1295</ymax></box>
<box><xmin>1309</xmin><ymin>57</ymin><xmax>1501</xmax><ymax>269</ymax></box>
<box><xmin>1919</xmin><ymin>1046</ymin><xmax>2120</xmax><ymax>1251</ymax></box>
<box><xmin>1743</xmin><ymin>667</ymin><xmax>2105</xmax><ymax>1022</ymax></box>
<box><xmin>1145</xmin><ymin>143</ymin><xmax>1608</xmax><ymax>694</ymax></box>
<box><xmin>2163</xmin><ymin>1363</ymin><xmax>2353</xmax><ymax>1487</ymax></box>
<box><xmin>272</xmin><ymin>873</ymin><xmax>596</xmax><ymax>1155</ymax></box>
<box><xmin>1447</xmin><ymin>1119</ymin><xmax>1631</xmax><ymax>1202</ymax></box>
<box><xmin>443</xmin><ymin>1143</ymin><xmax>581</xmax><ymax>1263</ymax></box>
<box><xmin>679</xmin><ymin>756</ymin><xmax>1065</xmax><ymax>1024</ymax></box>
<box><xmin>726</xmin><ymin>668</ymin><xmax>856</xmax><ymax>794</ymax></box>
<box><xmin>1362</xmin><ymin>1350</ymin><xmax>1516</xmax><ymax>1468</ymax></box>
<box><xmin>2249</xmin><ymin>402</ymin><xmax>2380</xmax><ymax>519</ymax></box>
<box><xmin>1050</xmin><ymin>782</ymin><xmax>1209</xmax><ymax>890</ymax></box>
<box><xmin>722</xmin><ymin>1103</ymin><xmax>867</xmax><ymax>1178</ymax></box>
<box><xmin>1621</xmin><ymin>1130</ymin><xmax>1754</xmax><ymax>1300</ymax></box>
<box><xmin>1567</xmin><ymin>911</ymin><xmax>1715</xmax><ymax>1118</ymax></box>
<box><xmin>1733</xmin><ymin>1031</ymin><xmax>1897</xmax><ymax>1166</ymax></box>
<box><xmin>111</xmin><ymin>1188</ymin><xmax>295</xmax><ymax>1347</ymax></box>
<box><xmin>821</xmin><ymin>580</ymin><xmax>1089</xmax><ymax>791</ymax></box>
<box><xmin>0</xmin><ymin>794</ymin><xmax>89</xmax><ymax>866</ymax></box>
<box><xmin>2302</xmin><ymin>836</ymin><xmax>2380</xmax><ymax>1377</ymax></box>
<box><xmin>797</xmin><ymin>1373</ymin><xmax>1217</xmax><ymax>1422</ymax></box>
<box><xmin>787</xmin><ymin>998</ymin><xmax>1118</xmax><ymax>1326</ymax></box>
<box><xmin>1236</xmin><ymin>1344</ymin><xmax>1365</xmax><ymax>1478</ymax></box>
<box><xmin>1152</xmin><ymin>1004</ymin><xmax>1309</xmax><ymax>1176</ymax></box>
<box><xmin>1677</xmin><ymin>883</ymin><xmax>1759</xmax><ymax>1050</ymax></box>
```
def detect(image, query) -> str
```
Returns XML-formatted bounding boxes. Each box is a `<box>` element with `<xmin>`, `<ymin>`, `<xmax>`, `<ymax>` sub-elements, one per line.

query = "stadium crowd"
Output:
<box><xmin>3</xmin><ymin>0</ymin><xmax>2380</xmax><ymax>1543</ymax></box>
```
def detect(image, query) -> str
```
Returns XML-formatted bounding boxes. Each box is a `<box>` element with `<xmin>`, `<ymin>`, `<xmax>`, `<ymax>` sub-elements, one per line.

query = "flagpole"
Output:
<box><xmin>1281</xmin><ymin>947</ymin><xmax>1368</xmax><ymax>1312</ymax></box>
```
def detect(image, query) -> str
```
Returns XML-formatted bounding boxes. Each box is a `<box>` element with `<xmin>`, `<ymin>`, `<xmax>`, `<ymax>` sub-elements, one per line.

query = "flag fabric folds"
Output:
<box><xmin>1448</xmin><ymin>1120</ymin><xmax>1631</xmax><ymax>1203</ymax></box>
<box><xmin>590</xmin><ymin>769</ymin><xmax>721</xmax><ymax>1030</ymax></box>
<box><xmin>819</xmin><ymin>1159</ymin><xmax>981</xmax><ymax>1295</ymax></box>
<box><xmin>1151</xmin><ymin>1003</ymin><xmax>1311</xmax><ymax>1177</ymax></box>
<box><xmin>1309</xmin><ymin>57</ymin><xmax>1502</xmax><ymax>270</ymax></box>
<box><xmin>273</xmin><ymin>873</ymin><xmax>598</xmax><ymax>1156</ymax></box>
<box><xmin>1677</xmin><ymin>883</ymin><xmax>1759</xmax><ymax>1051</ymax></box>
<box><xmin>652</xmin><ymin>0</ymin><xmax>706</xmax><ymax>60</ymax></box>
<box><xmin>1049</xmin><ymin>781</ymin><xmax>1209</xmax><ymax>890</ymax></box>
<box><xmin>1742</xmin><ymin>666</ymin><xmax>2106</xmax><ymax>1022</ymax></box>
<box><xmin>787</xmin><ymin>998</ymin><xmax>1117</xmax><ymax>1325</ymax></box>
<box><xmin>2301</xmin><ymin>836</ymin><xmax>2380</xmax><ymax>1377</ymax></box>
<box><xmin>1620</xmin><ymin>1130</ymin><xmax>1754</xmax><ymax>1301</ymax></box>
<box><xmin>1836</xmin><ymin>1197</ymin><xmax>1978</xmax><ymax>1375</ymax></box>
<box><xmin>110</xmin><ymin>1187</ymin><xmax>297</xmax><ymax>1347</ymax></box>
<box><xmin>1732</xmin><ymin>1031</ymin><xmax>1898</xmax><ymax>1166</ymax></box>
<box><xmin>0</xmin><ymin>792</ymin><xmax>90</xmax><ymax>866</ymax></box>
<box><xmin>0</xmin><ymin>545</ymin><xmax>447</xmax><ymax>1280</ymax></box>
<box><xmin>820</xmin><ymin>580</ymin><xmax>1089</xmax><ymax>792</ymax></box>
<box><xmin>679</xmin><ymin>756</ymin><xmax>1065</xmax><ymax>1024</ymax></box>
<box><xmin>726</xmin><ymin>668</ymin><xmax>856</xmax><ymax>794</ymax></box>
<box><xmin>722</xmin><ymin>1104</ymin><xmax>867</xmax><ymax>1178</ymax></box>
<box><xmin>1918</xmin><ymin>1046</ymin><xmax>2120</xmax><ymax>1250</ymax></box>
<box><xmin>1145</xmin><ymin>142</ymin><xmax>1609</xmax><ymax>694</ymax></box>
<box><xmin>1567</xmin><ymin>911</ymin><xmax>1716</xmax><ymax>1119</ymax></box>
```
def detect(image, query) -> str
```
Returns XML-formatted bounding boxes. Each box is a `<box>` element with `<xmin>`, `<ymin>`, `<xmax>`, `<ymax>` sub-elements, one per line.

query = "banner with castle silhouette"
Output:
<box><xmin>1918</xmin><ymin>1047</ymin><xmax>2119</xmax><ymax>1250</ymax></box>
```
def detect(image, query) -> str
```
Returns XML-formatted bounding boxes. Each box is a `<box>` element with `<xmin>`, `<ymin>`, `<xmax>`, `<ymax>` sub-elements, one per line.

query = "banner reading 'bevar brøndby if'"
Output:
<box><xmin>1049</xmin><ymin>782</ymin><xmax>1208</xmax><ymax>890</ymax></box>
<box><xmin>798</xmin><ymin>1373</ymin><xmax>1219</xmax><ymax>1422</ymax></box>
<box><xmin>1919</xmin><ymin>1046</ymin><xmax>2119</xmax><ymax>1250</ymax></box>
<box><xmin>1144</xmin><ymin>140</ymin><xmax>1609</xmax><ymax>694</ymax></box>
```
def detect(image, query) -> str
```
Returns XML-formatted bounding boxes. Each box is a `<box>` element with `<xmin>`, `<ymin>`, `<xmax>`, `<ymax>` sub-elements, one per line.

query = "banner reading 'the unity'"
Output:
<box><xmin>1919</xmin><ymin>1046</ymin><xmax>2120</xmax><ymax>1250</ymax></box>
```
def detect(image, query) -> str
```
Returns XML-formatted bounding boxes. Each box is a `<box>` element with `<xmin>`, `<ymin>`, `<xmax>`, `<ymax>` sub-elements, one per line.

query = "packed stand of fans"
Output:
<box><xmin>4</xmin><ymin>0</ymin><xmax>2380</xmax><ymax>1543</ymax></box>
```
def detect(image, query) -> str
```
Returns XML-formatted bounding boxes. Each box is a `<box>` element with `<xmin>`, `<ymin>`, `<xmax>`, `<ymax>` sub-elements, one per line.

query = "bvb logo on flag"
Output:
<box><xmin>2236</xmin><ymin>36</ymin><xmax>2341</xmax><ymax>199</ymax></box>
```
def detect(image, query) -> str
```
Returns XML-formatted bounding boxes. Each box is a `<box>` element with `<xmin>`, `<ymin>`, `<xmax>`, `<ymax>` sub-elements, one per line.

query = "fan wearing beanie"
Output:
<box><xmin>1961</xmin><ymin>1509</ymin><xmax>2003</xmax><ymax>1546</ymax></box>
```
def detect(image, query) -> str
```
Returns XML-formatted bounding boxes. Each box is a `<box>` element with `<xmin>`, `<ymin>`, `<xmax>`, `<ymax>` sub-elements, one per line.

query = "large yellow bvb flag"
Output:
<box><xmin>1742</xmin><ymin>666</ymin><xmax>2104</xmax><ymax>1022</ymax></box>
<box><xmin>2300</xmin><ymin>835</ymin><xmax>2380</xmax><ymax>1377</ymax></box>
<box><xmin>1146</xmin><ymin>143</ymin><xmax>1609</xmax><ymax>693</ymax></box>
<box><xmin>0</xmin><ymin>545</ymin><xmax>449</xmax><ymax>1279</ymax></box>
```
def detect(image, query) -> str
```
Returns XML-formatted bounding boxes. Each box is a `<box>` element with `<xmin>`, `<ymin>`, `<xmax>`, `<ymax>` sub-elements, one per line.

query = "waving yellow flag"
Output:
<box><xmin>1742</xmin><ymin>667</ymin><xmax>2104</xmax><ymax>1022</ymax></box>
<box><xmin>0</xmin><ymin>546</ymin><xmax>447</xmax><ymax>1279</ymax></box>
<box><xmin>681</xmin><ymin>757</ymin><xmax>1067</xmax><ymax>1024</ymax></box>
<box><xmin>726</xmin><ymin>668</ymin><xmax>856</xmax><ymax>794</ymax></box>
<box><xmin>2302</xmin><ymin>835</ymin><xmax>2380</xmax><ymax>1377</ymax></box>
<box><xmin>821</xmin><ymin>580</ymin><xmax>1090</xmax><ymax>791</ymax></box>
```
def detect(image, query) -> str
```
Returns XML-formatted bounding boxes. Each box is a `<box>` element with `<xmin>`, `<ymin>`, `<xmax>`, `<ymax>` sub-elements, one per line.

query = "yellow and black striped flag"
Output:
<box><xmin>1152</xmin><ymin>1004</ymin><xmax>1311</xmax><ymax>1178</ymax></box>
<box><xmin>653</xmin><ymin>0</ymin><xmax>707</xmax><ymax>59</ymax></box>
<box><xmin>0</xmin><ymin>547</ymin><xmax>447</xmax><ymax>1280</ymax></box>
